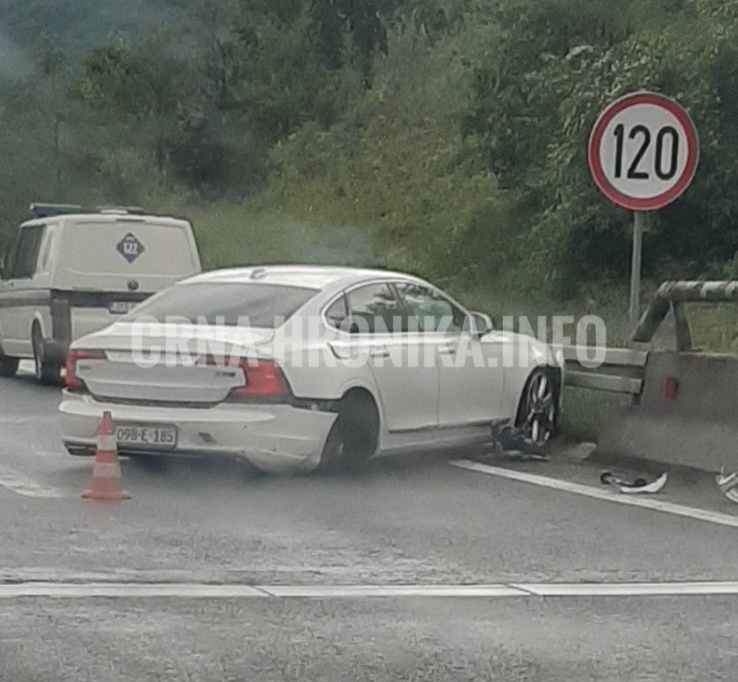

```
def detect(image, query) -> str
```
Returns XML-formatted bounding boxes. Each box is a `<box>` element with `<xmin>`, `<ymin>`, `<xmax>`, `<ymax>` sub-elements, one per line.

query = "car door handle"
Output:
<box><xmin>369</xmin><ymin>347</ymin><xmax>390</xmax><ymax>358</ymax></box>
<box><xmin>438</xmin><ymin>345</ymin><xmax>456</xmax><ymax>356</ymax></box>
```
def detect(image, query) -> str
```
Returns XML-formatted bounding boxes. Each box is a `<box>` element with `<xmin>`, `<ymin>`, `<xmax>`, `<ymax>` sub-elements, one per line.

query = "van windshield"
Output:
<box><xmin>124</xmin><ymin>282</ymin><xmax>318</xmax><ymax>328</ymax></box>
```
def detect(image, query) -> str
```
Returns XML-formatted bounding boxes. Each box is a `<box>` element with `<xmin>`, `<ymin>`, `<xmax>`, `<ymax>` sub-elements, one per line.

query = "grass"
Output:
<box><xmin>560</xmin><ymin>388</ymin><xmax>629</xmax><ymax>443</ymax></box>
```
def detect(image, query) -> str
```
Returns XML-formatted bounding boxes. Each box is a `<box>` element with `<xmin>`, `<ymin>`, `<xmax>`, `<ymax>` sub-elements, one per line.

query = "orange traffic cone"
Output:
<box><xmin>82</xmin><ymin>411</ymin><xmax>131</xmax><ymax>501</ymax></box>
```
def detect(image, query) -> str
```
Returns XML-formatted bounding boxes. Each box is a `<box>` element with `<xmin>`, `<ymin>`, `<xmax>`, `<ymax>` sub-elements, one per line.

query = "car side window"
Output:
<box><xmin>325</xmin><ymin>295</ymin><xmax>349</xmax><ymax>330</ymax></box>
<box><xmin>39</xmin><ymin>230</ymin><xmax>55</xmax><ymax>272</ymax></box>
<box><xmin>7</xmin><ymin>225</ymin><xmax>45</xmax><ymax>280</ymax></box>
<box><xmin>346</xmin><ymin>283</ymin><xmax>406</xmax><ymax>334</ymax></box>
<box><xmin>2</xmin><ymin>231</ymin><xmax>21</xmax><ymax>280</ymax></box>
<box><xmin>396</xmin><ymin>283</ymin><xmax>467</xmax><ymax>333</ymax></box>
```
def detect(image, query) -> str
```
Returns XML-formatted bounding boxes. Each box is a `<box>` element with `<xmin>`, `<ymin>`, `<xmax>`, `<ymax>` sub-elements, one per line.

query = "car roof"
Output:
<box><xmin>182</xmin><ymin>265</ymin><xmax>424</xmax><ymax>291</ymax></box>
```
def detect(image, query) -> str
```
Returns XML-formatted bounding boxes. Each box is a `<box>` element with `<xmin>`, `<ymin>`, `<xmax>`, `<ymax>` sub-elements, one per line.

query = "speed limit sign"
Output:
<box><xmin>588</xmin><ymin>92</ymin><xmax>699</xmax><ymax>211</ymax></box>
<box><xmin>589</xmin><ymin>92</ymin><xmax>699</xmax><ymax>340</ymax></box>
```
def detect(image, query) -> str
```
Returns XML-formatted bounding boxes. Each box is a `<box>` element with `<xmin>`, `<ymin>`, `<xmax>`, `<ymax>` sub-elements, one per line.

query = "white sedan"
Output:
<box><xmin>60</xmin><ymin>266</ymin><xmax>563</xmax><ymax>473</ymax></box>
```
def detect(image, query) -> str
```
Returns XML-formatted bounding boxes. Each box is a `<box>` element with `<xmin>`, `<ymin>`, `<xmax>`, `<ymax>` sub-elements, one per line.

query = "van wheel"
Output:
<box><xmin>32</xmin><ymin>329</ymin><xmax>61</xmax><ymax>386</ymax></box>
<box><xmin>0</xmin><ymin>356</ymin><xmax>18</xmax><ymax>378</ymax></box>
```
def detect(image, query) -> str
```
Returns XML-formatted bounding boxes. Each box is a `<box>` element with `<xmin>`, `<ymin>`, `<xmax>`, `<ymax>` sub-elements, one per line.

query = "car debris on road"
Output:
<box><xmin>474</xmin><ymin>425</ymin><xmax>552</xmax><ymax>463</ymax></box>
<box><xmin>600</xmin><ymin>471</ymin><xmax>669</xmax><ymax>495</ymax></box>
<box><xmin>716</xmin><ymin>469</ymin><xmax>738</xmax><ymax>503</ymax></box>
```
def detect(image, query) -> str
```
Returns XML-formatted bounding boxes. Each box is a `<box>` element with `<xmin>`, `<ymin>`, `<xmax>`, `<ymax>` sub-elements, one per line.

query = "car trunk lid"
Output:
<box><xmin>72</xmin><ymin>323</ymin><xmax>275</xmax><ymax>405</ymax></box>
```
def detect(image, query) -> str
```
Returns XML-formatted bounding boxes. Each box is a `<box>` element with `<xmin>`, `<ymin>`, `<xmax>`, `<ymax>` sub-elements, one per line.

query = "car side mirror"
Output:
<box><xmin>469</xmin><ymin>312</ymin><xmax>493</xmax><ymax>336</ymax></box>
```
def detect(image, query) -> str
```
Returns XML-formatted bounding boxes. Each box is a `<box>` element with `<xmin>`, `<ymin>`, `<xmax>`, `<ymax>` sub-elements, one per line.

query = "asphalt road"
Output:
<box><xmin>2</xmin><ymin>365</ymin><xmax>738</xmax><ymax>681</ymax></box>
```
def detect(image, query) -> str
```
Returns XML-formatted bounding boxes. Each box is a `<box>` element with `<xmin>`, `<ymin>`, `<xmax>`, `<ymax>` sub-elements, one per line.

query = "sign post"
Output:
<box><xmin>588</xmin><ymin>92</ymin><xmax>700</xmax><ymax>342</ymax></box>
<box><xmin>629</xmin><ymin>211</ymin><xmax>646</xmax><ymax>335</ymax></box>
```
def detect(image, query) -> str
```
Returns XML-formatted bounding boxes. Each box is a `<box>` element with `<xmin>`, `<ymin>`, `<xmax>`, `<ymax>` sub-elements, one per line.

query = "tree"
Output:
<box><xmin>463</xmin><ymin>0</ymin><xmax>738</xmax><ymax>295</ymax></box>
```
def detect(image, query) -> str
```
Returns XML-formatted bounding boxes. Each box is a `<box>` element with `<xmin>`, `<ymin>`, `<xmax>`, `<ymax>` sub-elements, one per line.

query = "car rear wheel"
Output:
<box><xmin>320</xmin><ymin>392</ymin><xmax>380</xmax><ymax>472</ymax></box>
<box><xmin>32</xmin><ymin>328</ymin><xmax>61</xmax><ymax>386</ymax></box>
<box><xmin>515</xmin><ymin>369</ymin><xmax>558</xmax><ymax>447</ymax></box>
<box><xmin>0</xmin><ymin>355</ymin><xmax>18</xmax><ymax>378</ymax></box>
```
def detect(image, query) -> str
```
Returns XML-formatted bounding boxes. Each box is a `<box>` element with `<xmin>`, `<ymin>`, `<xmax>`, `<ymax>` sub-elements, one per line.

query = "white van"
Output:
<box><xmin>0</xmin><ymin>204</ymin><xmax>201</xmax><ymax>384</ymax></box>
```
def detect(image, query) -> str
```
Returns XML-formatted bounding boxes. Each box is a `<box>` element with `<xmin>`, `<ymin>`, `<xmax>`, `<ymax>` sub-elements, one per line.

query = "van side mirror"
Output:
<box><xmin>469</xmin><ymin>312</ymin><xmax>493</xmax><ymax>336</ymax></box>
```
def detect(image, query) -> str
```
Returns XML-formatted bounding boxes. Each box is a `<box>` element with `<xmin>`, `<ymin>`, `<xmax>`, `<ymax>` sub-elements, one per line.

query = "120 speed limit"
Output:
<box><xmin>589</xmin><ymin>92</ymin><xmax>699</xmax><ymax>211</ymax></box>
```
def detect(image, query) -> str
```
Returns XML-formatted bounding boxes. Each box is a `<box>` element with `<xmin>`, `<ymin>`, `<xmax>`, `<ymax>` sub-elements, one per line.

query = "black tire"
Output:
<box><xmin>0</xmin><ymin>355</ymin><xmax>18</xmax><ymax>378</ymax></box>
<box><xmin>515</xmin><ymin>368</ymin><xmax>559</xmax><ymax>447</ymax></box>
<box><xmin>32</xmin><ymin>328</ymin><xmax>61</xmax><ymax>386</ymax></box>
<box><xmin>320</xmin><ymin>393</ymin><xmax>380</xmax><ymax>472</ymax></box>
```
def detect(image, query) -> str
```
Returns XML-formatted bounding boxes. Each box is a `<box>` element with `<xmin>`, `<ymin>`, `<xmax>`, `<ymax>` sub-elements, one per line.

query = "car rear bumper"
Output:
<box><xmin>59</xmin><ymin>392</ymin><xmax>337</xmax><ymax>474</ymax></box>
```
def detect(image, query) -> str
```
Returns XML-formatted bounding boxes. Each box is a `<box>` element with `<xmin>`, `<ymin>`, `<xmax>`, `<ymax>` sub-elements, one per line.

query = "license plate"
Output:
<box><xmin>109</xmin><ymin>301</ymin><xmax>138</xmax><ymax>314</ymax></box>
<box><xmin>115</xmin><ymin>425</ymin><xmax>178</xmax><ymax>450</ymax></box>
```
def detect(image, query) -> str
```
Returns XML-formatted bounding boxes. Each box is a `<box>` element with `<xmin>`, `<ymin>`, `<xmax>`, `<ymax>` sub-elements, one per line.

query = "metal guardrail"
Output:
<box><xmin>564</xmin><ymin>281</ymin><xmax>738</xmax><ymax>398</ymax></box>
<box><xmin>562</xmin><ymin>346</ymin><xmax>647</xmax><ymax>397</ymax></box>
<box><xmin>633</xmin><ymin>280</ymin><xmax>738</xmax><ymax>351</ymax></box>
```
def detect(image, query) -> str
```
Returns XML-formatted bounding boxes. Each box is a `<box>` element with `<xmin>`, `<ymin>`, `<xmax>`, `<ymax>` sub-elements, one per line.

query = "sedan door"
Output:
<box><xmin>334</xmin><ymin>282</ymin><xmax>440</xmax><ymax>434</ymax></box>
<box><xmin>396</xmin><ymin>283</ymin><xmax>503</xmax><ymax>429</ymax></box>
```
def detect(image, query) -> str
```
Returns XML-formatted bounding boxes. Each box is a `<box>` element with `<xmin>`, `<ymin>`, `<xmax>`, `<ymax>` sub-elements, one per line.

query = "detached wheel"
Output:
<box><xmin>516</xmin><ymin>369</ymin><xmax>558</xmax><ymax>447</ymax></box>
<box><xmin>0</xmin><ymin>355</ymin><xmax>18</xmax><ymax>378</ymax></box>
<box><xmin>320</xmin><ymin>392</ymin><xmax>380</xmax><ymax>472</ymax></box>
<box><xmin>32</xmin><ymin>329</ymin><xmax>61</xmax><ymax>386</ymax></box>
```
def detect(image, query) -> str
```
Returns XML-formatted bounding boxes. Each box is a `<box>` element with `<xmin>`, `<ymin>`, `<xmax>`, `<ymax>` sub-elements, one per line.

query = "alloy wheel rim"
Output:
<box><xmin>524</xmin><ymin>373</ymin><xmax>556</xmax><ymax>445</ymax></box>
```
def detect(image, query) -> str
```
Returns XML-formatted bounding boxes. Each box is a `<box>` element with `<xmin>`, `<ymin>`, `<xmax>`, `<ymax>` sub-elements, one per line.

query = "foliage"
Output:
<box><xmin>464</xmin><ymin>0</ymin><xmax>738</xmax><ymax>296</ymax></box>
<box><xmin>3</xmin><ymin>0</ymin><xmax>738</xmax><ymax>305</ymax></box>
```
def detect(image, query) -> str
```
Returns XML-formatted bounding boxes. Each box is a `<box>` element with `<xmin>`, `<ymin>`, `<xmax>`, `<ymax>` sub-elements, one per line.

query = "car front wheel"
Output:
<box><xmin>515</xmin><ymin>369</ymin><xmax>558</xmax><ymax>447</ymax></box>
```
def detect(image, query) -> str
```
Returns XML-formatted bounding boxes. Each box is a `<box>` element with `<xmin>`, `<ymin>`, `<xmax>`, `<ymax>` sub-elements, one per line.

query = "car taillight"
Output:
<box><xmin>65</xmin><ymin>350</ymin><xmax>105</xmax><ymax>392</ymax></box>
<box><xmin>207</xmin><ymin>357</ymin><xmax>291</xmax><ymax>401</ymax></box>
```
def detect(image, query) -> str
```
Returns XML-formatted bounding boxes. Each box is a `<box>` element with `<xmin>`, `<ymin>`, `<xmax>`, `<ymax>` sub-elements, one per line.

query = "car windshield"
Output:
<box><xmin>123</xmin><ymin>282</ymin><xmax>317</xmax><ymax>328</ymax></box>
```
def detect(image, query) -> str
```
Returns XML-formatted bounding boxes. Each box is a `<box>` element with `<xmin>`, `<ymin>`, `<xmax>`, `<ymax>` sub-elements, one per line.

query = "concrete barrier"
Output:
<box><xmin>598</xmin><ymin>351</ymin><xmax>738</xmax><ymax>472</ymax></box>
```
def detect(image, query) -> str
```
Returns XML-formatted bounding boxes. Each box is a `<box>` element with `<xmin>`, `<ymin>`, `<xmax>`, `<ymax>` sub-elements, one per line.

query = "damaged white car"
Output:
<box><xmin>59</xmin><ymin>266</ymin><xmax>564</xmax><ymax>474</ymax></box>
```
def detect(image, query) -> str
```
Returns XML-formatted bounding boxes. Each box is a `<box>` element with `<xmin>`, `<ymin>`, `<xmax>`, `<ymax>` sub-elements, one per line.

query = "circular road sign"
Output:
<box><xmin>588</xmin><ymin>92</ymin><xmax>699</xmax><ymax>211</ymax></box>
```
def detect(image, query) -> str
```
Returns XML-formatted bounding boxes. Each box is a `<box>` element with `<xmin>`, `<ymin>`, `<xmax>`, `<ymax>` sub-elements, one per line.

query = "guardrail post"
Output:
<box><xmin>632</xmin><ymin>297</ymin><xmax>670</xmax><ymax>345</ymax></box>
<box><xmin>672</xmin><ymin>302</ymin><xmax>693</xmax><ymax>352</ymax></box>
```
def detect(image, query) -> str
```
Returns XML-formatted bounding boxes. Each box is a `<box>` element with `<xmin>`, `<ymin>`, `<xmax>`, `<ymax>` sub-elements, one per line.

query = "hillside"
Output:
<box><xmin>186</xmin><ymin>24</ymin><xmax>505</xmax><ymax>290</ymax></box>
<box><xmin>0</xmin><ymin>0</ymin><xmax>190</xmax><ymax>58</ymax></box>
<box><xmin>1</xmin><ymin>0</ymin><xmax>738</xmax><ymax>304</ymax></box>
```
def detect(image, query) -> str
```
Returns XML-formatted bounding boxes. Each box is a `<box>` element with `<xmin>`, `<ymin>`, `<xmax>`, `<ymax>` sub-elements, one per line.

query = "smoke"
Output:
<box><xmin>282</xmin><ymin>222</ymin><xmax>382</xmax><ymax>268</ymax></box>
<box><xmin>0</xmin><ymin>31</ymin><xmax>33</xmax><ymax>82</ymax></box>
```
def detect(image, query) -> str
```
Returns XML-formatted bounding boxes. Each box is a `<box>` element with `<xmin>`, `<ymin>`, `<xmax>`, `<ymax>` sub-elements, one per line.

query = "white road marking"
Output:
<box><xmin>0</xmin><ymin>583</ymin><xmax>266</xmax><ymax>599</ymax></box>
<box><xmin>451</xmin><ymin>460</ymin><xmax>738</xmax><ymax>529</ymax></box>
<box><xmin>514</xmin><ymin>582</ymin><xmax>738</xmax><ymax>597</ymax></box>
<box><xmin>0</xmin><ymin>465</ymin><xmax>63</xmax><ymax>499</ymax></box>
<box><xmin>2</xmin><ymin>581</ymin><xmax>738</xmax><ymax>600</ymax></box>
<box><xmin>262</xmin><ymin>585</ymin><xmax>522</xmax><ymax>598</ymax></box>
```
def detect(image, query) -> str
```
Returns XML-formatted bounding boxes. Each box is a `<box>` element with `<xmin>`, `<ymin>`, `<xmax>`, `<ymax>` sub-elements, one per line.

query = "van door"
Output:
<box><xmin>0</xmin><ymin>224</ymin><xmax>47</xmax><ymax>358</ymax></box>
<box><xmin>54</xmin><ymin>217</ymin><xmax>201</xmax><ymax>342</ymax></box>
<box><xmin>55</xmin><ymin>218</ymin><xmax>201</xmax><ymax>294</ymax></box>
